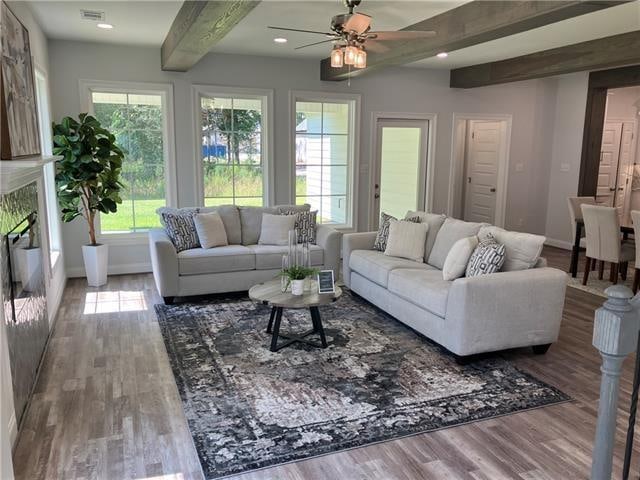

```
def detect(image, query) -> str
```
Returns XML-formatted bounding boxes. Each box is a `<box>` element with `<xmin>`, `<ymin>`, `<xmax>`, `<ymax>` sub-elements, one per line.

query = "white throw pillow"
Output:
<box><xmin>478</xmin><ymin>226</ymin><xmax>545</xmax><ymax>271</ymax></box>
<box><xmin>258</xmin><ymin>213</ymin><xmax>296</xmax><ymax>246</ymax></box>
<box><xmin>442</xmin><ymin>236</ymin><xmax>479</xmax><ymax>281</ymax></box>
<box><xmin>193</xmin><ymin>211</ymin><xmax>228</xmax><ymax>249</ymax></box>
<box><xmin>384</xmin><ymin>219</ymin><xmax>429</xmax><ymax>262</ymax></box>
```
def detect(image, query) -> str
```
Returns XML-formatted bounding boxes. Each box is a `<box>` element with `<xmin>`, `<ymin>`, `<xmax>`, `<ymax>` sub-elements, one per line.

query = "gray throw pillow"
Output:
<box><xmin>161</xmin><ymin>210</ymin><xmax>201</xmax><ymax>252</ymax></box>
<box><xmin>465</xmin><ymin>234</ymin><xmax>506</xmax><ymax>277</ymax></box>
<box><xmin>373</xmin><ymin>212</ymin><xmax>420</xmax><ymax>252</ymax></box>
<box><xmin>281</xmin><ymin>210</ymin><xmax>317</xmax><ymax>244</ymax></box>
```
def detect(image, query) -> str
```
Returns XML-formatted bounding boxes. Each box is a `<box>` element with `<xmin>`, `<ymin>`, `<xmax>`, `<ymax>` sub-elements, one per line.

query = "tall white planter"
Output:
<box><xmin>82</xmin><ymin>244</ymin><xmax>108</xmax><ymax>287</ymax></box>
<box><xmin>15</xmin><ymin>247</ymin><xmax>41</xmax><ymax>292</ymax></box>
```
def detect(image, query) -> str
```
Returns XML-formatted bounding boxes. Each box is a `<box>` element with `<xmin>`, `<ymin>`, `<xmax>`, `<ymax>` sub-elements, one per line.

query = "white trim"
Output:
<box><xmin>67</xmin><ymin>261</ymin><xmax>151</xmax><ymax>278</ymax></box>
<box><xmin>448</xmin><ymin>113</ymin><xmax>513</xmax><ymax>228</ymax></box>
<box><xmin>289</xmin><ymin>90</ymin><xmax>361</xmax><ymax>230</ymax></box>
<box><xmin>368</xmin><ymin>112</ymin><xmax>437</xmax><ymax>230</ymax></box>
<box><xmin>8</xmin><ymin>412</ymin><xmax>17</xmax><ymax>448</ymax></box>
<box><xmin>78</xmin><ymin>79</ymin><xmax>177</xmax><ymax>240</ymax></box>
<box><xmin>544</xmin><ymin>237</ymin><xmax>573</xmax><ymax>250</ymax></box>
<box><xmin>192</xmin><ymin>84</ymin><xmax>275</xmax><ymax>206</ymax></box>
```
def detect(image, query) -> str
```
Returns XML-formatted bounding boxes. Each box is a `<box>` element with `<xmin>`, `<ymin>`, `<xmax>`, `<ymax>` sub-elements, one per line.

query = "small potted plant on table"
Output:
<box><xmin>280</xmin><ymin>265</ymin><xmax>319</xmax><ymax>295</ymax></box>
<box><xmin>53</xmin><ymin>114</ymin><xmax>125</xmax><ymax>287</ymax></box>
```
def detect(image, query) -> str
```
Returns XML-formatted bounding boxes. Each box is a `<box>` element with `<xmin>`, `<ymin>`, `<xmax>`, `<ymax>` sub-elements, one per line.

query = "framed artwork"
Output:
<box><xmin>0</xmin><ymin>1</ymin><xmax>41</xmax><ymax>159</ymax></box>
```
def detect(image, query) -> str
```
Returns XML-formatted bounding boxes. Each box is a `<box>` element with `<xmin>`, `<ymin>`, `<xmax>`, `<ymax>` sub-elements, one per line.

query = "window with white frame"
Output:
<box><xmin>34</xmin><ymin>69</ymin><xmax>61</xmax><ymax>269</ymax></box>
<box><xmin>82</xmin><ymin>82</ymin><xmax>175</xmax><ymax>235</ymax></box>
<box><xmin>196</xmin><ymin>88</ymin><xmax>271</xmax><ymax>206</ymax></box>
<box><xmin>293</xmin><ymin>94</ymin><xmax>359</xmax><ymax>228</ymax></box>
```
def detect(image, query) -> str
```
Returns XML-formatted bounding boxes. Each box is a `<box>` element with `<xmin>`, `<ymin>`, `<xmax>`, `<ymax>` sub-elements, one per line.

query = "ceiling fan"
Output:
<box><xmin>268</xmin><ymin>0</ymin><xmax>436</xmax><ymax>69</ymax></box>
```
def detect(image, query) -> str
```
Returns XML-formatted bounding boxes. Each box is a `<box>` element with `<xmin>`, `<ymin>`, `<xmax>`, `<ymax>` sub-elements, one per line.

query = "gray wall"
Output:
<box><xmin>49</xmin><ymin>40</ymin><xmax>560</xmax><ymax>275</ymax></box>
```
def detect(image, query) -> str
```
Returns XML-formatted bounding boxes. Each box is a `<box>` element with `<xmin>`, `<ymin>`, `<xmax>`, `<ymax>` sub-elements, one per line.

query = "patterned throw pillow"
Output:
<box><xmin>161</xmin><ymin>210</ymin><xmax>201</xmax><ymax>252</ymax></box>
<box><xmin>373</xmin><ymin>213</ymin><xmax>420</xmax><ymax>252</ymax></box>
<box><xmin>282</xmin><ymin>210</ymin><xmax>317</xmax><ymax>244</ymax></box>
<box><xmin>465</xmin><ymin>234</ymin><xmax>506</xmax><ymax>277</ymax></box>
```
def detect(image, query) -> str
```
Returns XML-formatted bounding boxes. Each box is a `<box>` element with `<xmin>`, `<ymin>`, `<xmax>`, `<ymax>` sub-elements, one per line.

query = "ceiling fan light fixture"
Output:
<box><xmin>331</xmin><ymin>47</ymin><xmax>344</xmax><ymax>68</ymax></box>
<box><xmin>344</xmin><ymin>45</ymin><xmax>358</xmax><ymax>65</ymax></box>
<box><xmin>354</xmin><ymin>49</ymin><xmax>367</xmax><ymax>68</ymax></box>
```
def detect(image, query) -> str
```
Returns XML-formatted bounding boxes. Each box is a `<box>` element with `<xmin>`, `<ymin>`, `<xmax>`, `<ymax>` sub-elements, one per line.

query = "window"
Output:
<box><xmin>34</xmin><ymin>69</ymin><xmax>61</xmax><ymax>269</ymax></box>
<box><xmin>195</xmin><ymin>86</ymin><xmax>273</xmax><ymax>206</ymax></box>
<box><xmin>293</xmin><ymin>93</ymin><xmax>359</xmax><ymax>228</ymax></box>
<box><xmin>81</xmin><ymin>81</ymin><xmax>175</xmax><ymax>237</ymax></box>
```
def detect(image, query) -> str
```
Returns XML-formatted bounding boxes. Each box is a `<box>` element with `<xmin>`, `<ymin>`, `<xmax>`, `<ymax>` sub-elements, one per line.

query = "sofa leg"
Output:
<box><xmin>532</xmin><ymin>343</ymin><xmax>551</xmax><ymax>355</ymax></box>
<box><xmin>163</xmin><ymin>296</ymin><xmax>175</xmax><ymax>305</ymax></box>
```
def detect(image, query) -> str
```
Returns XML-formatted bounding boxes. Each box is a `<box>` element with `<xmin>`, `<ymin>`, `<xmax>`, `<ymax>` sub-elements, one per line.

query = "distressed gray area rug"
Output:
<box><xmin>155</xmin><ymin>290</ymin><xmax>569</xmax><ymax>479</ymax></box>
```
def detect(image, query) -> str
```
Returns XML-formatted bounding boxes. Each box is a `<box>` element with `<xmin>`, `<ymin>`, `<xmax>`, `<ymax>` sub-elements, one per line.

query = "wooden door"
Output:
<box><xmin>463</xmin><ymin>121</ymin><xmax>502</xmax><ymax>224</ymax></box>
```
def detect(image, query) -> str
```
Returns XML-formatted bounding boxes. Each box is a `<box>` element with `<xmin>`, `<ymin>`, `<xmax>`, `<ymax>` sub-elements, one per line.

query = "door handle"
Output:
<box><xmin>610</xmin><ymin>187</ymin><xmax>617</xmax><ymax>191</ymax></box>
<box><xmin>490</xmin><ymin>188</ymin><xmax>496</xmax><ymax>193</ymax></box>
<box><xmin>374</xmin><ymin>194</ymin><xmax>380</xmax><ymax>199</ymax></box>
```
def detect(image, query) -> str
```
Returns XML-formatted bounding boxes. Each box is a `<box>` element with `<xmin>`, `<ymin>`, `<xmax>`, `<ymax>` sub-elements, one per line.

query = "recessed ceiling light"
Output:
<box><xmin>436</xmin><ymin>52</ymin><xmax>448</xmax><ymax>59</ymax></box>
<box><xmin>97</xmin><ymin>23</ymin><xmax>113</xmax><ymax>30</ymax></box>
<box><xmin>273</xmin><ymin>37</ymin><xmax>287</xmax><ymax>44</ymax></box>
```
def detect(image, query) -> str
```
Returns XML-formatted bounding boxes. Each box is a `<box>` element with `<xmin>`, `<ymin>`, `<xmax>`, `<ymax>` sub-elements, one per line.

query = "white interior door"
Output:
<box><xmin>373</xmin><ymin>119</ymin><xmax>428</xmax><ymax>225</ymax></box>
<box><xmin>617</xmin><ymin>122</ymin><xmax>635</xmax><ymax>219</ymax></box>
<box><xmin>462</xmin><ymin>120</ymin><xmax>502</xmax><ymax>224</ymax></box>
<box><xmin>597</xmin><ymin>122</ymin><xmax>623</xmax><ymax>206</ymax></box>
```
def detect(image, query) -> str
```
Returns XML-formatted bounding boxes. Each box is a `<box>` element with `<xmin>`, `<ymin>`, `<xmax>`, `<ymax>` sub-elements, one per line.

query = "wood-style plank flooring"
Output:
<box><xmin>12</xmin><ymin>247</ymin><xmax>640</xmax><ymax>479</ymax></box>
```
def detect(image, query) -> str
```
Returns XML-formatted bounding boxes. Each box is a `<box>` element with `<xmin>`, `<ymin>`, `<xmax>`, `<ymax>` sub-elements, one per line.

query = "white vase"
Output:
<box><xmin>82</xmin><ymin>244</ymin><xmax>108</xmax><ymax>287</ymax></box>
<box><xmin>15</xmin><ymin>247</ymin><xmax>41</xmax><ymax>292</ymax></box>
<box><xmin>291</xmin><ymin>279</ymin><xmax>305</xmax><ymax>296</ymax></box>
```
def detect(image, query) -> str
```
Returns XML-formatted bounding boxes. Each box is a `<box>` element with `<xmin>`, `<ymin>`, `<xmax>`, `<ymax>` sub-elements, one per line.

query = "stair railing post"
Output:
<box><xmin>591</xmin><ymin>285</ymin><xmax>640</xmax><ymax>480</ymax></box>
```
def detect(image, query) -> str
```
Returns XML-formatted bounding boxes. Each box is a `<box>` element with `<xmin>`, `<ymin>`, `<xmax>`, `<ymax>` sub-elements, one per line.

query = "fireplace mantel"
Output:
<box><xmin>0</xmin><ymin>155</ymin><xmax>61</xmax><ymax>195</ymax></box>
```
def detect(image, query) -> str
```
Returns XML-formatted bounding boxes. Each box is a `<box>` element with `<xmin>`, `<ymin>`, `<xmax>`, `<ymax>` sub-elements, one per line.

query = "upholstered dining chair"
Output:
<box><xmin>631</xmin><ymin>210</ymin><xmax>640</xmax><ymax>293</ymax></box>
<box><xmin>581</xmin><ymin>204</ymin><xmax>635</xmax><ymax>285</ymax></box>
<box><xmin>567</xmin><ymin>196</ymin><xmax>596</xmax><ymax>247</ymax></box>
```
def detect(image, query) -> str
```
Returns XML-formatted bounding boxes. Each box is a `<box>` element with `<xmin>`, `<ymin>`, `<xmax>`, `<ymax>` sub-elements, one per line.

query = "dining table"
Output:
<box><xmin>569</xmin><ymin>218</ymin><xmax>635</xmax><ymax>278</ymax></box>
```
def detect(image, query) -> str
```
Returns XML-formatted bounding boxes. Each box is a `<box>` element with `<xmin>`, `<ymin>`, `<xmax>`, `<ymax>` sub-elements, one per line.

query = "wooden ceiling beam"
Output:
<box><xmin>320</xmin><ymin>1</ymin><xmax>629</xmax><ymax>82</ymax></box>
<box><xmin>450</xmin><ymin>30</ymin><xmax>640</xmax><ymax>88</ymax></box>
<box><xmin>161</xmin><ymin>0</ymin><xmax>259</xmax><ymax>72</ymax></box>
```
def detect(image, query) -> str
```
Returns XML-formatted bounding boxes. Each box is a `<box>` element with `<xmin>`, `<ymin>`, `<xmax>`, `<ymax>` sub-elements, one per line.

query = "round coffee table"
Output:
<box><xmin>248</xmin><ymin>279</ymin><xmax>342</xmax><ymax>352</ymax></box>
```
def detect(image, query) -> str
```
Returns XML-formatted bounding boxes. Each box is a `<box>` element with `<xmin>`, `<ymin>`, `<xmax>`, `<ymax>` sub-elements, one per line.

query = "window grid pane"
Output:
<box><xmin>92</xmin><ymin>91</ymin><xmax>165</xmax><ymax>234</ymax></box>
<box><xmin>295</xmin><ymin>100</ymin><xmax>350</xmax><ymax>224</ymax></box>
<box><xmin>201</xmin><ymin>95</ymin><xmax>264</xmax><ymax>207</ymax></box>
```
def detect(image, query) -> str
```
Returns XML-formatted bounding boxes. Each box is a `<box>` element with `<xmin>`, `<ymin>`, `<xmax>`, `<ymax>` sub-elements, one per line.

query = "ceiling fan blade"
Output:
<box><xmin>295</xmin><ymin>38</ymin><xmax>338</xmax><ymax>50</ymax></box>
<box><xmin>344</xmin><ymin>12</ymin><xmax>371</xmax><ymax>34</ymax></box>
<box><xmin>368</xmin><ymin>30</ymin><xmax>436</xmax><ymax>41</ymax></box>
<box><xmin>363</xmin><ymin>40</ymin><xmax>389</xmax><ymax>54</ymax></box>
<box><xmin>268</xmin><ymin>26</ymin><xmax>334</xmax><ymax>36</ymax></box>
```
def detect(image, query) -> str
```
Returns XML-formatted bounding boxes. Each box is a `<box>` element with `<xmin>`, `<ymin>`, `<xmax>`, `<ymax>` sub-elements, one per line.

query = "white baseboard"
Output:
<box><xmin>545</xmin><ymin>238</ymin><xmax>573</xmax><ymax>250</ymax></box>
<box><xmin>67</xmin><ymin>262</ymin><xmax>151</xmax><ymax>278</ymax></box>
<box><xmin>8</xmin><ymin>412</ymin><xmax>16</xmax><ymax>448</ymax></box>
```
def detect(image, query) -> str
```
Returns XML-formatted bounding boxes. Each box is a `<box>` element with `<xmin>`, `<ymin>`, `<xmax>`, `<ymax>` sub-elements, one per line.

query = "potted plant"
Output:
<box><xmin>52</xmin><ymin>114</ymin><xmax>125</xmax><ymax>287</ymax></box>
<box><xmin>280</xmin><ymin>265</ymin><xmax>319</xmax><ymax>295</ymax></box>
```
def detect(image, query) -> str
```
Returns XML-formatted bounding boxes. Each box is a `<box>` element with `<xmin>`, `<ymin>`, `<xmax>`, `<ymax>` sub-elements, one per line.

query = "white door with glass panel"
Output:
<box><xmin>463</xmin><ymin>120</ymin><xmax>502</xmax><ymax>224</ymax></box>
<box><xmin>373</xmin><ymin>119</ymin><xmax>429</xmax><ymax>225</ymax></box>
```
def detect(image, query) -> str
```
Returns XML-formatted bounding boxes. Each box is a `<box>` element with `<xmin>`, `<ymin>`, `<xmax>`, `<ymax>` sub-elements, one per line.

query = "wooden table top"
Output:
<box><xmin>249</xmin><ymin>279</ymin><xmax>342</xmax><ymax>308</ymax></box>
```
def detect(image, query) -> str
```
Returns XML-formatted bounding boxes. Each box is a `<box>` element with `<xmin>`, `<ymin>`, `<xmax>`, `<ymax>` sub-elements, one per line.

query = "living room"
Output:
<box><xmin>1</xmin><ymin>1</ymin><xmax>640</xmax><ymax>479</ymax></box>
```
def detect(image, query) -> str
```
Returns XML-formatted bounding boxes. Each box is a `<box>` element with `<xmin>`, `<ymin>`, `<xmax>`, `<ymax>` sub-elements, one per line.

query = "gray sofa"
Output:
<box><xmin>343</xmin><ymin>213</ymin><xmax>567</xmax><ymax>362</ymax></box>
<box><xmin>149</xmin><ymin>205</ymin><xmax>341</xmax><ymax>304</ymax></box>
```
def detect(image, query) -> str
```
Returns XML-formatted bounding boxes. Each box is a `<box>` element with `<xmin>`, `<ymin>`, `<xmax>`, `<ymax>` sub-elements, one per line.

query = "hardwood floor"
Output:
<box><xmin>11</xmin><ymin>246</ymin><xmax>640</xmax><ymax>479</ymax></box>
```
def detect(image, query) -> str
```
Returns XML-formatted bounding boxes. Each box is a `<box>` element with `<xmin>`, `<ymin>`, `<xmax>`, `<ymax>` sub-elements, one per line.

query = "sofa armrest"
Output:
<box><xmin>342</xmin><ymin>231</ymin><xmax>377</xmax><ymax>287</ymax></box>
<box><xmin>445</xmin><ymin>267</ymin><xmax>568</xmax><ymax>356</ymax></box>
<box><xmin>316</xmin><ymin>224</ymin><xmax>342</xmax><ymax>278</ymax></box>
<box><xmin>148</xmin><ymin>228</ymin><xmax>179</xmax><ymax>297</ymax></box>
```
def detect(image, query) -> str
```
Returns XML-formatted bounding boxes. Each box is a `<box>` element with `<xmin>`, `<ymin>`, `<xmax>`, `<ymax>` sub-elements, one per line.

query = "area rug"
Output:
<box><xmin>568</xmin><ymin>263</ymin><xmax>636</xmax><ymax>298</ymax></box>
<box><xmin>155</xmin><ymin>291</ymin><xmax>569</xmax><ymax>479</ymax></box>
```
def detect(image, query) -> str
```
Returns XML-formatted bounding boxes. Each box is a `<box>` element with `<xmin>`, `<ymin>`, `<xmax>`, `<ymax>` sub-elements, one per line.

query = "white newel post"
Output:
<box><xmin>591</xmin><ymin>285</ymin><xmax>640</xmax><ymax>480</ymax></box>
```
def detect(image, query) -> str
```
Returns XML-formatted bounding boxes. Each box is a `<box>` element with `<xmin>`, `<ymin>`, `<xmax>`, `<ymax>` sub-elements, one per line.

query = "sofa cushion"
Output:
<box><xmin>478</xmin><ymin>226</ymin><xmax>545</xmax><ymax>271</ymax></box>
<box><xmin>281</xmin><ymin>210</ymin><xmax>317</xmax><ymax>244</ymax></box>
<box><xmin>159</xmin><ymin>209</ymin><xmax>200</xmax><ymax>252</ymax></box>
<box><xmin>276</xmin><ymin>204</ymin><xmax>311</xmax><ymax>214</ymax></box>
<box><xmin>177</xmin><ymin>245</ymin><xmax>255</xmax><ymax>275</ymax></box>
<box><xmin>388</xmin><ymin>269</ymin><xmax>451</xmax><ymax>317</ymax></box>
<box><xmin>259</xmin><ymin>213</ymin><xmax>296</xmax><ymax>245</ymax></box>
<box><xmin>199</xmin><ymin>205</ymin><xmax>241</xmax><ymax>245</ymax></box>
<box><xmin>193</xmin><ymin>211</ymin><xmax>228</xmax><ymax>249</ymax></box>
<box><xmin>238</xmin><ymin>206</ymin><xmax>278</xmax><ymax>245</ymax></box>
<box><xmin>384</xmin><ymin>219</ymin><xmax>429</xmax><ymax>262</ymax></box>
<box><xmin>428</xmin><ymin>218</ymin><xmax>485</xmax><ymax>269</ymax></box>
<box><xmin>405</xmin><ymin>211</ymin><xmax>446</xmax><ymax>262</ymax></box>
<box><xmin>248</xmin><ymin>244</ymin><xmax>324</xmax><ymax>270</ymax></box>
<box><xmin>466</xmin><ymin>234</ymin><xmax>506</xmax><ymax>277</ymax></box>
<box><xmin>374</xmin><ymin>212</ymin><xmax>420</xmax><ymax>252</ymax></box>
<box><xmin>349</xmin><ymin>250</ymin><xmax>433</xmax><ymax>288</ymax></box>
<box><xmin>442</xmin><ymin>235</ymin><xmax>478</xmax><ymax>281</ymax></box>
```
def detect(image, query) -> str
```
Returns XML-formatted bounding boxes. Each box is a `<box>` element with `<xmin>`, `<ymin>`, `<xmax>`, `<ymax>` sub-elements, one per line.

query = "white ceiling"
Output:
<box><xmin>26</xmin><ymin>0</ymin><xmax>640</xmax><ymax>70</ymax></box>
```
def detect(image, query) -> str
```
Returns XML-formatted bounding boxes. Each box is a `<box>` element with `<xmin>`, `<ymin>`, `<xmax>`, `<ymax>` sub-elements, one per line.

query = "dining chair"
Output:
<box><xmin>631</xmin><ymin>210</ymin><xmax>640</xmax><ymax>293</ymax></box>
<box><xmin>581</xmin><ymin>204</ymin><xmax>635</xmax><ymax>285</ymax></box>
<box><xmin>568</xmin><ymin>196</ymin><xmax>596</xmax><ymax>246</ymax></box>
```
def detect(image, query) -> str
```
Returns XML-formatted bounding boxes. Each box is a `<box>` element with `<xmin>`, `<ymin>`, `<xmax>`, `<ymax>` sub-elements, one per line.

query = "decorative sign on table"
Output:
<box><xmin>317</xmin><ymin>270</ymin><xmax>335</xmax><ymax>294</ymax></box>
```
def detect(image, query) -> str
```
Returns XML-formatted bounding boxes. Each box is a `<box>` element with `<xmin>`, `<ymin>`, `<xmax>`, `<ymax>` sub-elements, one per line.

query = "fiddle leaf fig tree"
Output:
<box><xmin>52</xmin><ymin>113</ymin><xmax>125</xmax><ymax>246</ymax></box>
